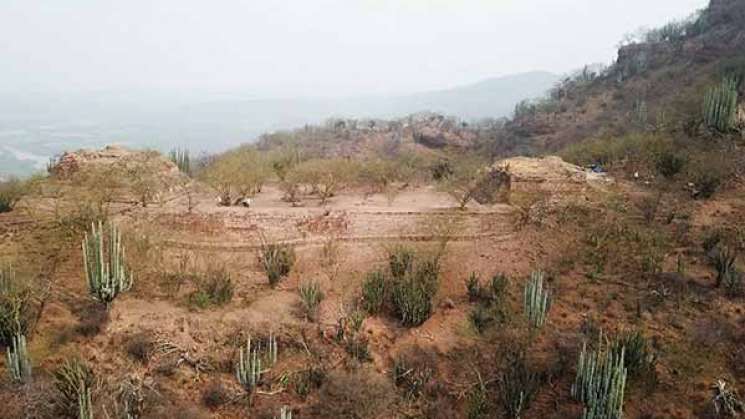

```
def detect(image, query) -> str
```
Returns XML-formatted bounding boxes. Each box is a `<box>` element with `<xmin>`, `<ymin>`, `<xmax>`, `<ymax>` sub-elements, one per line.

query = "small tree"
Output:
<box><xmin>291</xmin><ymin>158</ymin><xmax>354</xmax><ymax>205</ymax></box>
<box><xmin>437</xmin><ymin>156</ymin><xmax>491</xmax><ymax>210</ymax></box>
<box><xmin>201</xmin><ymin>147</ymin><xmax>270</xmax><ymax>205</ymax></box>
<box><xmin>82</xmin><ymin>221</ymin><xmax>134</xmax><ymax>309</ymax></box>
<box><xmin>124</xmin><ymin>151</ymin><xmax>164</xmax><ymax>208</ymax></box>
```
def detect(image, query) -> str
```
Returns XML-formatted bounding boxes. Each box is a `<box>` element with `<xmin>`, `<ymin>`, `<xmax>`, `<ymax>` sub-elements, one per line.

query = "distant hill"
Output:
<box><xmin>0</xmin><ymin>71</ymin><xmax>559</xmax><ymax>178</ymax></box>
<box><xmin>384</xmin><ymin>71</ymin><xmax>560</xmax><ymax>119</ymax></box>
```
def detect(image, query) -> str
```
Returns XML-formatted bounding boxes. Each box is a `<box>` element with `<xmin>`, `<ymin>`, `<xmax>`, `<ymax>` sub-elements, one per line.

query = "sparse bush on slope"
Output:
<box><xmin>0</xmin><ymin>177</ymin><xmax>26</xmax><ymax>213</ymax></box>
<box><xmin>260</xmin><ymin>242</ymin><xmax>296</xmax><ymax>288</ymax></box>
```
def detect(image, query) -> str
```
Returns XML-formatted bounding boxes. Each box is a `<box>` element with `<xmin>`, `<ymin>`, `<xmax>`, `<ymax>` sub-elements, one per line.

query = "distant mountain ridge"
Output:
<box><xmin>0</xmin><ymin>71</ymin><xmax>560</xmax><ymax>178</ymax></box>
<box><xmin>391</xmin><ymin>71</ymin><xmax>560</xmax><ymax>119</ymax></box>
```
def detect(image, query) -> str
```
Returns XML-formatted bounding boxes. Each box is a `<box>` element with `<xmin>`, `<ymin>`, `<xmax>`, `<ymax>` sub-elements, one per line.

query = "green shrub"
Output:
<box><xmin>0</xmin><ymin>178</ymin><xmax>25</xmax><ymax>213</ymax></box>
<box><xmin>723</xmin><ymin>268</ymin><xmax>744</xmax><ymax>298</ymax></box>
<box><xmin>561</xmin><ymin>133</ymin><xmax>666</xmax><ymax>169</ymax></box>
<box><xmin>687</xmin><ymin>152</ymin><xmax>736</xmax><ymax>199</ymax></box>
<box><xmin>466</xmin><ymin>272</ymin><xmax>508</xmax><ymax>303</ymax></box>
<box><xmin>711</xmin><ymin>246</ymin><xmax>738</xmax><ymax>288</ymax></box>
<box><xmin>469</xmin><ymin>304</ymin><xmax>495</xmax><ymax>334</ymax></box>
<box><xmin>389</xmin><ymin>245</ymin><xmax>415</xmax><ymax>280</ymax></box>
<box><xmin>500</xmin><ymin>353</ymin><xmax>540</xmax><ymax>419</ymax></box>
<box><xmin>654</xmin><ymin>150</ymin><xmax>687</xmax><ymax>178</ymax></box>
<box><xmin>610</xmin><ymin>330</ymin><xmax>657</xmax><ymax>380</ymax></box>
<box><xmin>298</xmin><ymin>280</ymin><xmax>324</xmax><ymax>321</ymax></box>
<box><xmin>466</xmin><ymin>272</ymin><xmax>481</xmax><ymax>302</ymax></box>
<box><xmin>188</xmin><ymin>267</ymin><xmax>234</xmax><ymax>309</ymax></box>
<box><xmin>390</xmin><ymin>257</ymin><xmax>440</xmax><ymax>327</ymax></box>
<box><xmin>335</xmin><ymin>306</ymin><xmax>371</xmax><ymax>362</ymax></box>
<box><xmin>260</xmin><ymin>242</ymin><xmax>296</xmax><ymax>287</ymax></box>
<box><xmin>294</xmin><ymin>365</ymin><xmax>326</xmax><ymax>399</ymax></box>
<box><xmin>488</xmin><ymin>273</ymin><xmax>509</xmax><ymax>302</ymax></box>
<box><xmin>361</xmin><ymin>270</ymin><xmax>387</xmax><ymax>314</ymax></box>
<box><xmin>466</xmin><ymin>377</ymin><xmax>490</xmax><ymax>419</ymax></box>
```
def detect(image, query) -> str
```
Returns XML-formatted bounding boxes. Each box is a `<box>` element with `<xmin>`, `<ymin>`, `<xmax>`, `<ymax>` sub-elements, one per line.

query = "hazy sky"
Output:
<box><xmin>0</xmin><ymin>0</ymin><xmax>708</xmax><ymax>98</ymax></box>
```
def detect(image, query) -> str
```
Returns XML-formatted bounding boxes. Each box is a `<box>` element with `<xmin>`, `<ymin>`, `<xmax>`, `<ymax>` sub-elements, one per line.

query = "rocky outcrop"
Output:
<box><xmin>495</xmin><ymin>156</ymin><xmax>610</xmax><ymax>194</ymax></box>
<box><xmin>50</xmin><ymin>145</ymin><xmax>180</xmax><ymax>179</ymax></box>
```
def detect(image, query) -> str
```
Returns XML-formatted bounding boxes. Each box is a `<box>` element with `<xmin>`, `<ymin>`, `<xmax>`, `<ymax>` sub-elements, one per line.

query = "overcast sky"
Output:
<box><xmin>0</xmin><ymin>0</ymin><xmax>708</xmax><ymax>98</ymax></box>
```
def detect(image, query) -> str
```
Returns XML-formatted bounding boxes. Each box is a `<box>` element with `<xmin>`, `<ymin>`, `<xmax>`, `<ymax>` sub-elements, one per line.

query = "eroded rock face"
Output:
<box><xmin>495</xmin><ymin>156</ymin><xmax>610</xmax><ymax>194</ymax></box>
<box><xmin>50</xmin><ymin>145</ymin><xmax>179</xmax><ymax>179</ymax></box>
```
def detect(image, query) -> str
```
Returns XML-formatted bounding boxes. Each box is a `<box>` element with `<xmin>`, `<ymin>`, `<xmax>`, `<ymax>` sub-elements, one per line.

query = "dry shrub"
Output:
<box><xmin>201</xmin><ymin>381</ymin><xmax>229</xmax><ymax>410</ymax></box>
<box><xmin>188</xmin><ymin>266</ymin><xmax>234</xmax><ymax>309</ymax></box>
<box><xmin>0</xmin><ymin>177</ymin><xmax>26</xmax><ymax>213</ymax></box>
<box><xmin>126</xmin><ymin>333</ymin><xmax>154</xmax><ymax>363</ymax></box>
<box><xmin>309</xmin><ymin>369</ymin><xmax>399</xmax><ymax>418</ymax></box>
<box><xmin>392</xmin><ymin>346</ymin><xmax>437</xmax><ymax>400</ymax></box>
<box><xmin>75</xmin><ymin>303</ymin><xmax>109</xmax><ymax>337</ymax></box>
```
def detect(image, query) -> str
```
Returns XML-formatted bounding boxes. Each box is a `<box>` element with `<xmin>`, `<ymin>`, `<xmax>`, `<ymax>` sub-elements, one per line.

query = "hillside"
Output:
<box><xmin>2</xmin><ymin>1</ymin><xmax>745</xmax><ymax>418</ymax></box>
<box><xmin>490</xmin><ymin>0</ymin><xmax>745</xmax><ymax>156</ymax></box>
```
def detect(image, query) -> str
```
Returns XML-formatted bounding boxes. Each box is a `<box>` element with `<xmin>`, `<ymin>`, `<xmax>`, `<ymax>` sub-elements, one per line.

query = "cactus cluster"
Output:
<box><xmin>168</xmin><ymin>148</ymin><xmax>192</xmax><ymax>176</ymax></box>
<box><xmin>523</xmin><ymin>271</ymin><xmax>551</xmax><ymax>328</ymax></box>
<box><xmin>703</xmin><ymin>77</ymin><xmax>739</xmax><ymax>132</ymax></box>
<box><xmin>6</xmin><ymin>333</ymin><xmax>31</xmax><ymax>383</ymax></box>
<box><xmin>235</xmin><ymin>333</ymin><xmax>278</xmax><ymax>392</ymax></box>
<box><xmin>0</xmin><ymin>264</ymin><xmax>31</xmax><ymax>345</ymax></box>
<box><xmin>572</xmin><ymin>337</ymin><xmax>628</xmax><ymax>419</ymax></box>
<box><xmin>54</xmin><ymin>358</ymin><xmax>95</xmax><ymax>419</ymax></box>
<box><xmin>82</xmin><ymin>221</ymin><xmax>133</xmax><ymax>308</ymax></box>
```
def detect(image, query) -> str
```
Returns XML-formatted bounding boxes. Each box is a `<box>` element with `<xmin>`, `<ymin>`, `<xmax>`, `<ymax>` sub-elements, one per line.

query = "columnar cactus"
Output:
<box><xmin>278</xmin><ymin>406</ymin><xmax>292</xmax><ymax>419</ymax></box>
<box><xmin>523</xmin><ymin>271</ymin><xmax>551</xmax><ymax>328</ymax></box>
<box><xmin>703</xmin><ymin>77</ymin><xmax>739</xmax><ymax>132</ymax></box>
<box><xmin>6</xmin><ymin>333</ymin><xmax>31</xmax><ymax>383</ymax></box>
<box><xmin>82</xmin><ymin>221</ymin><xmax>133</xmax><ymax>308</ymax></box>
<box><xmin>235</xmin><ymin>333</ymin><xmax>279</xmax><ymax>391</ymax></box>
<box><xmin>267</xmin><ymin>331</ymin><xmax>278</xmax><ymax>367</ymax></box>
<box><xmin>572</xmin><ymin>337</ymin><xmax>628</xmax><ymax>419</ymax></box>
<box><xmin>78</xmin><ymin>386</ymin><xmax>94</xmax><ymax>419</ymax></box>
